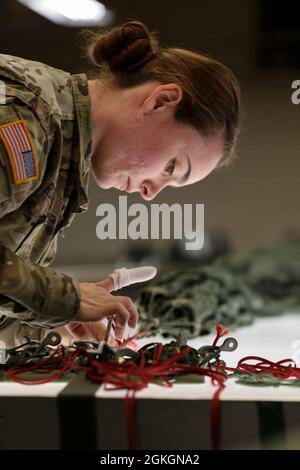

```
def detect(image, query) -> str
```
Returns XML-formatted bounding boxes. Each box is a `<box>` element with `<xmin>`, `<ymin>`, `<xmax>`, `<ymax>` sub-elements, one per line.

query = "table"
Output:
<box><xmin>1</xmin><ymin>313</ymin><xmax>300</xmax><ymax>449</ymax></box>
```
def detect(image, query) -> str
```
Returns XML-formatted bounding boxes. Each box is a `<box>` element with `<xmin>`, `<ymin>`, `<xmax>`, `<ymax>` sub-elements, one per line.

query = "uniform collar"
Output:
<box><xmin>70</xmin><ymin>73</ymin><xmax>92</xmax><ymax>212</ymax></box>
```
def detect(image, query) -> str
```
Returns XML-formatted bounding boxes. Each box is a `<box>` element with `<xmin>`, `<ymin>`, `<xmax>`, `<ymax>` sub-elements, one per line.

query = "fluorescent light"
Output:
<box><xmin>18</xmin><ymin>0</ymin><xmax>113</xmax><ymax>26</ymax></box>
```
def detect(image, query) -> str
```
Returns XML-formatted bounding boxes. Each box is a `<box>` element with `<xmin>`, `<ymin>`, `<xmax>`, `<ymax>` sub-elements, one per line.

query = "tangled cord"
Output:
<box><xmin>227</xmin><ymin>356</ymin><xmax>300</xmax><ymax>380</ymax></box>
<box><xmin>4</xmin><ymin>326</ymin><xmax>230</xmax><ymax>449</ymax></box>
<box><xmin>5</xmin><ymin>325</ymin><xmax>300</xmax><ymax>450</ymax></box>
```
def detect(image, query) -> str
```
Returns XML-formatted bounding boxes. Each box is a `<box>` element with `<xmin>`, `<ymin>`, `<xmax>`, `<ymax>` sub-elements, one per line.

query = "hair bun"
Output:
<box><xmin>89</xmin><ymin>21</ymin><xmax>159</xmax><ymax>73</ymax></box>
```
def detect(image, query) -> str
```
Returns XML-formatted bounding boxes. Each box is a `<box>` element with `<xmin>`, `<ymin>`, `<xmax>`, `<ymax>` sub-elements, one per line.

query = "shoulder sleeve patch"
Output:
<box><xmin>0</xmin><ymin>119</ymin><xmax>39</xmax><ymax>184</ymax></box>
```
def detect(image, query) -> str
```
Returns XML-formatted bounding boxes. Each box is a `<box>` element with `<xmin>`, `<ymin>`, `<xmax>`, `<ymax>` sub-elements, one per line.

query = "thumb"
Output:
<box><xmin>96</xmin><ymin>276</ymin><xmax>114</xmax><ymax>292</ymax></box>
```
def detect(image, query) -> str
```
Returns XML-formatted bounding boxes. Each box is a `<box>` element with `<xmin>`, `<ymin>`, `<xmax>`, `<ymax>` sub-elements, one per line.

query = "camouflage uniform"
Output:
<box><xmin>0</xmin><ymin>54</ymin><xmax>92</xmax><ymax>347</ymax></box>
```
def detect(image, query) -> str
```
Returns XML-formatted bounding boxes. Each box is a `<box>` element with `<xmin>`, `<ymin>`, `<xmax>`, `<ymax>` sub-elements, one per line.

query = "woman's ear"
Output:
<box><xmin>143</xmin><ymin>83</ymin><xmax>183</xmax><ymax>114</ymax></box>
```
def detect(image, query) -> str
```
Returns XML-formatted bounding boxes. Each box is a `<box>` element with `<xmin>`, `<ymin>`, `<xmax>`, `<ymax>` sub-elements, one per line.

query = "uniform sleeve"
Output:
<box><xmin>0</xmin><ymin>96</ymin><xmax>81</xmax><ymax>329</ymax></box>
<box><xmin>0</xmin><ymin>243</ymin><xmax>80</xmax><ymax>328</ymax></box>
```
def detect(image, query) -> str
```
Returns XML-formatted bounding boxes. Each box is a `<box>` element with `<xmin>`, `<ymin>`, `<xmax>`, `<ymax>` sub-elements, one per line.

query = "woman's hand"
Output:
<box><xmin>74</xmin><ymin>277</ymin><xmax>138</xmax><ymax>340</ymax></box>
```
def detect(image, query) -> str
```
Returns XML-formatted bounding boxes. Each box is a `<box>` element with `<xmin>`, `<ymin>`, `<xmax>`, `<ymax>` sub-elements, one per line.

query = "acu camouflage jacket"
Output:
<box><xmin>0</xmin><ymin>54</ymin><xmax>92</xmax><ymax>331</ymax></box>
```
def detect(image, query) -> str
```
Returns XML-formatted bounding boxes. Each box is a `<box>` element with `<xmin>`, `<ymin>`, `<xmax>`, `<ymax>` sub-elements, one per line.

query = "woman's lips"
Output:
<box><xmin>124</xmin><ymin>176</ymin><xmax>130</xmax><ymax>191</ymax></box>
<box><xmin>118</xmin><ymin>176</ymin><xmax>131</xmax><ymax>191</ymax></box>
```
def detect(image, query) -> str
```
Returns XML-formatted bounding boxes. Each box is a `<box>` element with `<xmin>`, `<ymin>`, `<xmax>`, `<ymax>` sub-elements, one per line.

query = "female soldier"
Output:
<box><xmin>0</xmin><ymin>20</ymin><xmax>240</xmax><ymax>348</ymax></box>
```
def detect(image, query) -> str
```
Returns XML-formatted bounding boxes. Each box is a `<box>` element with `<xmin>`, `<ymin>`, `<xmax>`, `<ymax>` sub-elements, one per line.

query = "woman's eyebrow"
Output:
<box><xmin>179</xmin><ymin>155</ymin><xmax>191</xmax><ymax>184</ymax></box>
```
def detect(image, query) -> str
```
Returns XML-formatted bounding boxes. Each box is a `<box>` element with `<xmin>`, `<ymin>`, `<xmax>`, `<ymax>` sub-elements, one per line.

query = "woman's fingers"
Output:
<box><xmin>96</xmin><ymin>277</ymin><xmax>114</xmax><ymax>292</ymax></box>
<box><xmin>118</xmin><ymin>296</ymin><xmax>138</xmax><ymax>328</ymax></box>
<box><xmin>104</xmin><ymin>296</ymin><xmax>138</xmax><ymax>336</ymax></box>
<box><xmin>76</xmin><ymin>283</ymin><xmax>139</xmax><ymax>337</ymax></box>
<box><xmin>104</xmin><ymin>301</ymin><xmax>129</xmax><ymax>339</ymax></box>
<box><xmin>76</xmin><ymin>267</ymin><xmax>156</xmax><ymax>328</ymax></box>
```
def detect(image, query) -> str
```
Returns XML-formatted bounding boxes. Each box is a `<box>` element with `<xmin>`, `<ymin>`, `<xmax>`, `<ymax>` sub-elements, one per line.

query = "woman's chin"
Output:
<box><xmin>97</xmin><ymin>178</ymin><xmax>113</xmax><ymax>190</ymax></box>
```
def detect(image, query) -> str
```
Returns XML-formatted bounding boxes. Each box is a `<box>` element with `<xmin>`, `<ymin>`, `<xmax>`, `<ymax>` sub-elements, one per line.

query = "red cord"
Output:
<box><xmin>212</xmin><ymin>324</ymin><xmax>230</xmax><ymax>347</ymax></box>
<box><xmin>6</xmin><ymin>346</ymin><xmax>81</xmax><ymax>385</ymax></box>
<box><xmin>227</xmin><ymin>355</ymin><xmax>300</xmax><ymax>380</ymax></box>
<box><xmin>4</xmin><ymin>324</ymin><xmax>243</xmax><ymax>450</ymax></box>
<box><xmin>117</xmin><ymin>329</ymin><xmax>150</xmax><ymax>349</ymax></box>
<box><xmin>125</xmin><ymin>391</ymin><xmax>135</xmax><ymax>450</ymax></box>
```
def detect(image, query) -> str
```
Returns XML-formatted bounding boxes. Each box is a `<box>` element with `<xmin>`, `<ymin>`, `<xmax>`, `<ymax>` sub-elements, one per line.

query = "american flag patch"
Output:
<box><xmin>0</xmin><ymin>119</ymin><xmax>38</xmax><ymax>184</ymax></box>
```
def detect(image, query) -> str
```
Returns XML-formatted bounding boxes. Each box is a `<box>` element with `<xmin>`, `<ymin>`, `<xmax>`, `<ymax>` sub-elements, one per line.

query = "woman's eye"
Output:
<box><xmin>164</xmin><ymin>159</ymin><xmax>176</xmax><ymax>176</ymax></box>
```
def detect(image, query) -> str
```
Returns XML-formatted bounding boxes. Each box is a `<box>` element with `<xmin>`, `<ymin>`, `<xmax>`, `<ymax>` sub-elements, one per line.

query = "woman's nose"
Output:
<box><xmin>140</xmin><ymin>180</ymin><xmax>166</xmax><ymax>201</ymax></box>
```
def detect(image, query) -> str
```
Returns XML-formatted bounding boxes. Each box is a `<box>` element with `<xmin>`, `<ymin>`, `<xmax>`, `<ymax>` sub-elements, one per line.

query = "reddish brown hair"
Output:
<box><xmin>85</xmin><ymin>20</ymin><xmax>241</xmax><ymax>167</ymax></box>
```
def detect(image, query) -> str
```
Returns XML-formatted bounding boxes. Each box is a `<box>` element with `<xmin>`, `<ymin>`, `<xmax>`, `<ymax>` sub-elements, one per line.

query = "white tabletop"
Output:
<box><xmin>2</xmin><ymin>312</ymin><xmax>300</xmax><ymax>401</ymax></box>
